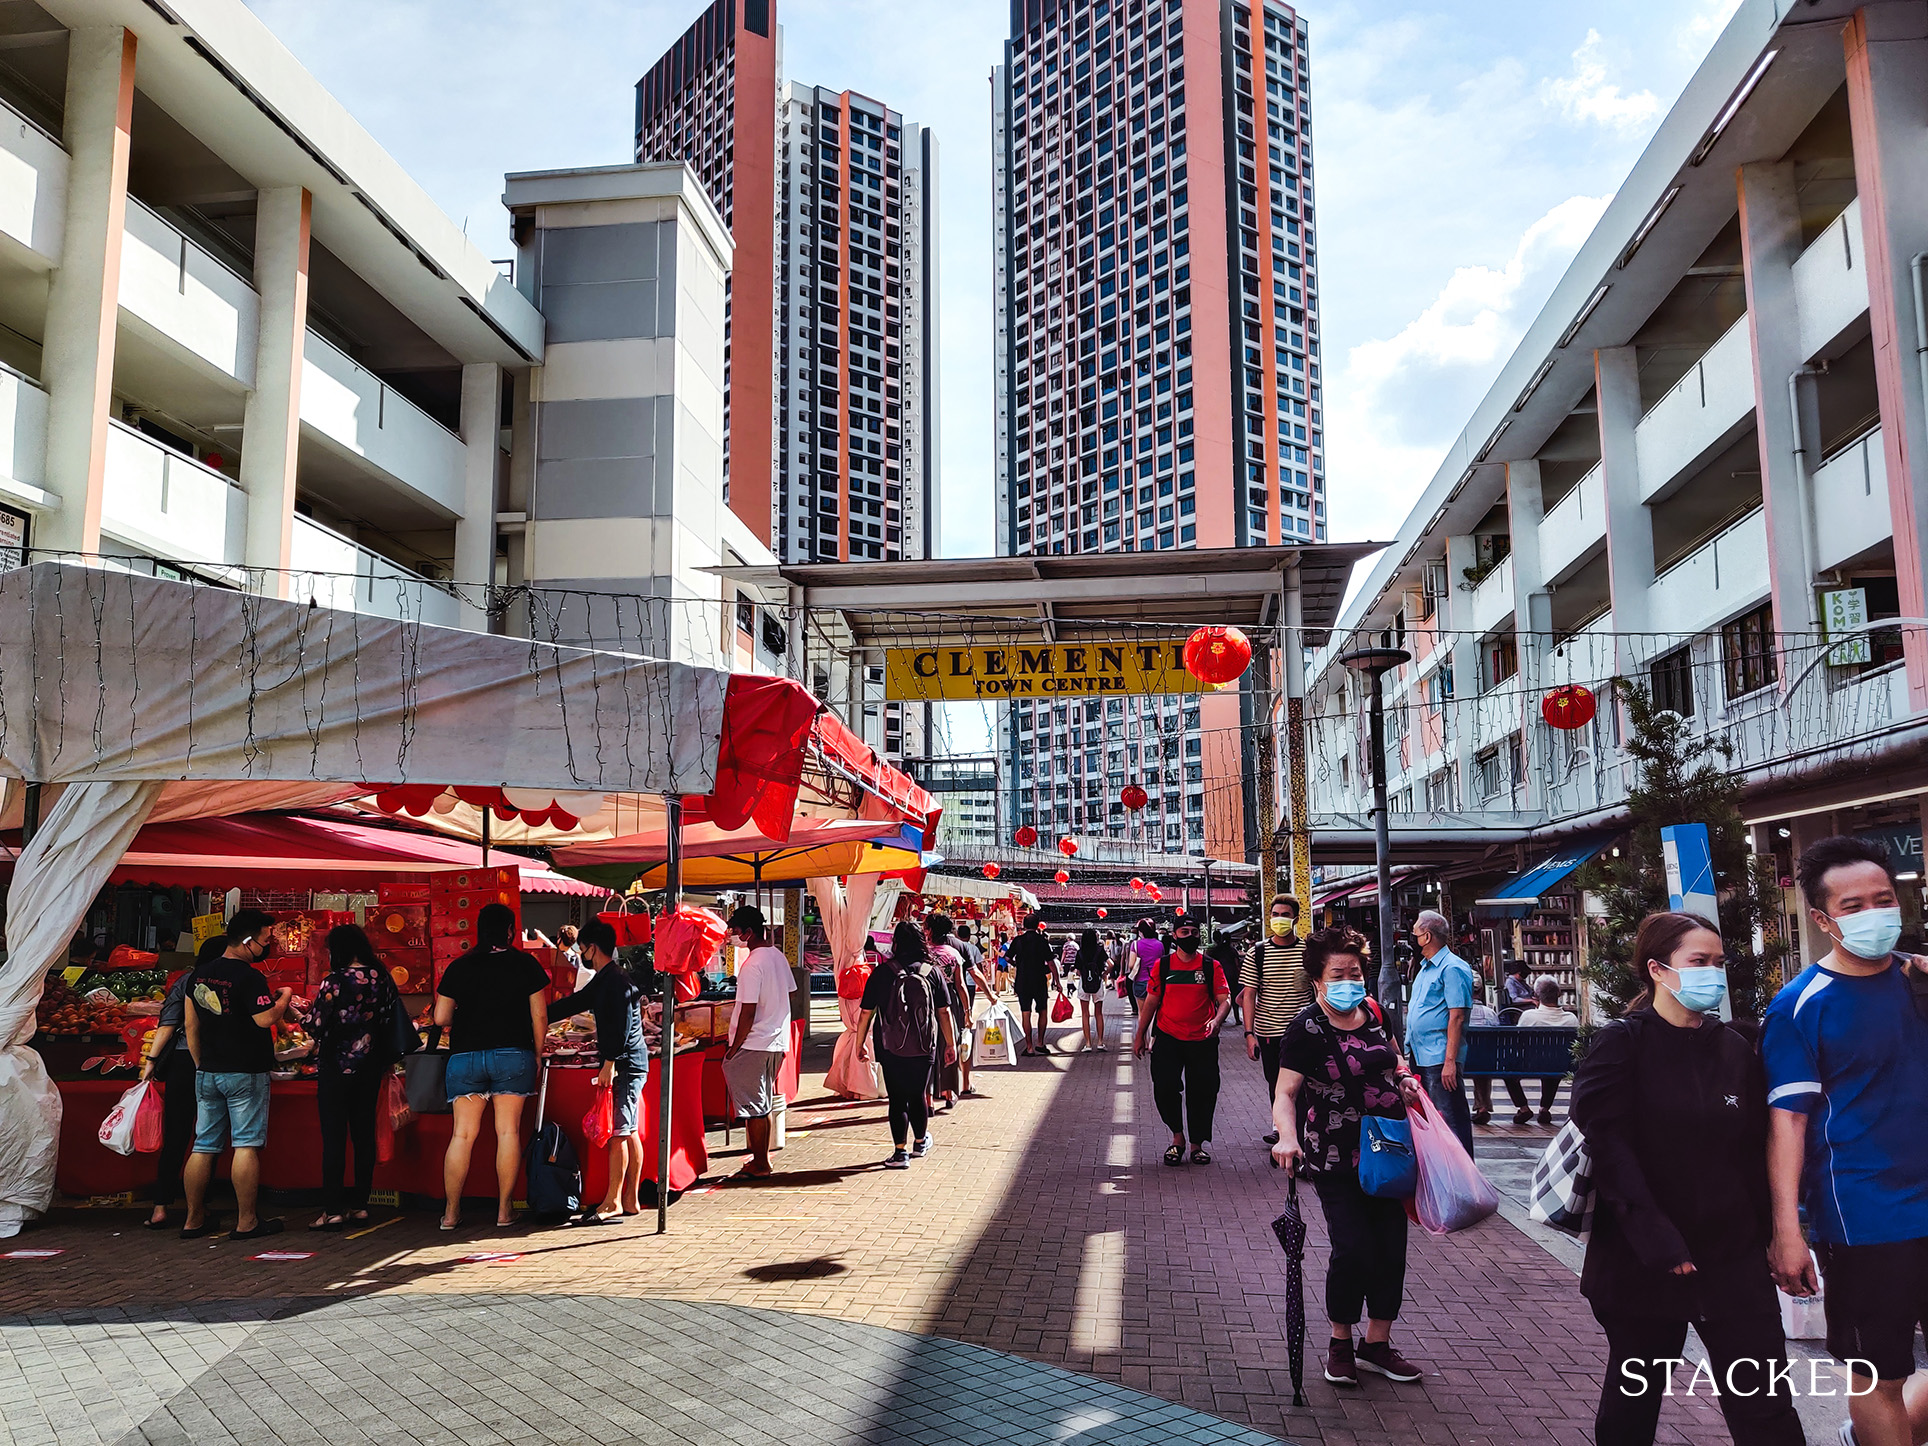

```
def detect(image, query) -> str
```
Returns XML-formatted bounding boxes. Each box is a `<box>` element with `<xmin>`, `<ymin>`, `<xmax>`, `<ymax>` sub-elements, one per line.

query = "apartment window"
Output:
<box><xmin>1475</xmin><ymin>747</ymin><xmax>1503</xmax><ymax>802</ymax></box>
<box><xmin>1419</xmin><ymin>560</ymin><xmax>1447</xmax><ymax>621</ymax></box>
<box><xmin>1649</xmin><ymin>644</ymin><xmax>1695</xmax><ymax>718</ymax></box>
<box><xmin>1483</xmin><ymin>635</ymin><xmax>1518</xmax><ymax>691</ymax></box>
<box><xmin>1720</xmin><ymin>601</ymin><xmax>1778</xmax><ymax>701</ymax></box>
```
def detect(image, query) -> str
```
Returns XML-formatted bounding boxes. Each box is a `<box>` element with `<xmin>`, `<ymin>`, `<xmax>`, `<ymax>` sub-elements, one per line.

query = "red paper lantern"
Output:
<box><xmin>1541</xmin><ymin>683</ymin><xmax>1598</xmax><ymax>730</ymax></box>
<box><xmin>1014</xmin><ymin>825</ymin><xmax>1039</xmax><ymax>848</ymax></box>
<box><xmin>1120</xmin><ymin>784</ymin><xmax>1149</xmax><ymax>811</ymax></box>
<box><xmin>1097</xmin><ymin>908</ymin><xmax>1108</xmax><ymax>918</ymax></box>
<box><xmin>1058</xmin><ymin>837</ymin><xmax>1078</xmax><ymax>857</ymax></box>
<box><xmin>1054</xmin><ymin>869</ymin><xmax>1070</xmax><ymax>885</ymax></box>
<box><xmin>982</xmin><ymin>862</ymin><xmax>1001</xmax><ymax>879</ymax></box>
<box><xmin>1174</xmin><ymin>905</ymin><xmax>1186</xmax><ymax>916</ymax></box>
<box><xmin>1129</xmin><ymin>877</ymin><xmax>1145</xmax><ymax>891</ymax></box>
<box><xmin>1183</xmin><ymin>625</ymin><xmax>1253</xmax><ymax>686</ymax></box>
<box><xmin>1148</xmin><ymin>886</ymin><xmax>1164</xmax><ymax>903</ymax></box>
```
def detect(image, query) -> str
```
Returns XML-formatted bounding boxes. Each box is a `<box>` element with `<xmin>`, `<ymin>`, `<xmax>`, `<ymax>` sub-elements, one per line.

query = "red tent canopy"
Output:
<box><xmin>4</xmin><ymin>813</ymin><xmax>605</xmax><ymax>895</ymax></box>
<box><xmin>810</xmin><ymin>710</ymin><xmax>941</xmax><ymax>843</ymax></box>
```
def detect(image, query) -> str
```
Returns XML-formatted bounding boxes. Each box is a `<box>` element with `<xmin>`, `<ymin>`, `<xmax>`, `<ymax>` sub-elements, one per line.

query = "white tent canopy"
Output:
<box><xmin>0</xmin><ymin>562</ymin><xmax>735</xmax><ymax>1234</ymax></box>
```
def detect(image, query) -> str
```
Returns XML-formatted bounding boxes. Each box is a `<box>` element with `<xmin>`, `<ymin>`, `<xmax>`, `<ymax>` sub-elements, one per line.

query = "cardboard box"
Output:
<box><xmin>370</xmin><ymin>904</ymin><xmax>429</xmax><ymax>950</ymax></box>
<box><xmin>377</xmin><ymin>881</ymin><xmax>432</xmax><ymax>905</ymax></box>
<box><xmin>378</xmin><ymin>947</ymin><xmax>433</xmax><ymax>994</ymax></box>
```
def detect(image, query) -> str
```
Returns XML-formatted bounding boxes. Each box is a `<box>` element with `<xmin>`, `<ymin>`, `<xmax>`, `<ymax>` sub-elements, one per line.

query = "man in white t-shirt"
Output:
<box><xmin>723</xmin><ymin>905</ymin><xmax>793</xmax><ymax>1178</ymax></box>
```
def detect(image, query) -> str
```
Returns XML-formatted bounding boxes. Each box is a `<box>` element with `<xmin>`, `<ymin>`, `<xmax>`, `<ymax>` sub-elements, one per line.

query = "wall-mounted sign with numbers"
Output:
<box><xmin>0</xmin><ymin>504</ymin><xmax>26</xmax><ymax>571</ymax></box>
<box><xmin>1822</xmin><ymin>587</ymin><xmax>1870</xmax><ymax>666</ymax></box>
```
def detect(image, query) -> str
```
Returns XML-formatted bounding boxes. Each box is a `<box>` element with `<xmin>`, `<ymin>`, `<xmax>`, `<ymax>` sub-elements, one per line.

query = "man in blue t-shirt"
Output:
<box><xmin>1762</xmin><ymin>835</ymin><xmax>1928</xmax><ymax>1446</ymax></box>
<box><xmin>1406</xmin><ymin>909</ymin><xmax>1476</xmax><ymax>1158</ymax></box>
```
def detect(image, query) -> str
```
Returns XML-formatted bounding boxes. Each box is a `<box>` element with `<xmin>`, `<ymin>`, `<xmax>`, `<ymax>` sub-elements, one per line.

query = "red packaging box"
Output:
<box><xmin>261</xmin><ymin>960</ymin><xmax>312</xmax><ymax>999</ymax></box>
<box><xmin>378</xmin><ymin>881</ymin><xmax>432</xmax><ymax>905</ymax></box>
<box><xmin>370</xmin><ymin>904</ymin><xmax>429</xmax><ymax>949</ymax></box>
<box><xmin>378</xmin><ymin>947</ymin><xmax>433</xmax><ymax>994</ymax></box>
<box><xmin>431</xmin><ymin>910</ymin><xmax>480</xmax><ymax>942</ymax></box>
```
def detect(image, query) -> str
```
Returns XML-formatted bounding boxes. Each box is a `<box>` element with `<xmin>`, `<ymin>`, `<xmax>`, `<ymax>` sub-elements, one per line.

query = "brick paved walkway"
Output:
<box><xmin>0</xmin><ymin>1011</ymin><xmax>1800</xmax><ymax>1445</ymax></box>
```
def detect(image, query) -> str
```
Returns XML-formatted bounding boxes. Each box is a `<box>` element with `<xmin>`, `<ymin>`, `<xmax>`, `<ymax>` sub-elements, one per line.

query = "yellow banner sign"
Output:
<box><xmin>884</xmin><ymin>642</ymin><xmax>1207</xmax><ymax>701</ymax></box>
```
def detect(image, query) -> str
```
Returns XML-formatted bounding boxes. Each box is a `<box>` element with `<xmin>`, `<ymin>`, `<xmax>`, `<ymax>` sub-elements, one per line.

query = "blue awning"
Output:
<box><xmin>1473</xmin><ymin>833</ymin><xmax>1617</xmax><ymax>917</ymax></box>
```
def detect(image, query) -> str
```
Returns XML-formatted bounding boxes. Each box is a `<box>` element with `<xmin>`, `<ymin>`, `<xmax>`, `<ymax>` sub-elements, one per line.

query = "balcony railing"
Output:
<box><xmin>301</xmin><ymin>330</ymin><xmax>465</xmax><ymax>515</ymax></box>
<box><xmin>100</xmin><ymin>420</ymin><xmax>247</xmax><ymax>567</ymax></box>
<box><xmin>0</xmin><ymin>362</ymin><xmax>49</xmax><ymax>503</ymax></box>
<box><xmin>0</xmin><ymin>92</ymin><xmax>68</xmax><ymax>264</ymax></box>
<box><xmin>1635</xmin><ymin>314</ymin><xmax>1754</xmax><ymax>502</ymax></box>
<box><xmin>289</xmin><ymin>513</ymin><xmax>464</xmax><ymax>629</ymax></box>
<box><xmin>119</xmin><ymin>197</ymin><xmax>259</xmax><ymax>385</ymax></box>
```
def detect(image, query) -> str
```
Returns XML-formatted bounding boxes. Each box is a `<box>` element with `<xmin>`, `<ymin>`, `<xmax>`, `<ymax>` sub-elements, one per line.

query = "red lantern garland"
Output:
<box><xmin>1058</xmin><ymin>837</ymin><xmax>1079</xmax><ymax>857</ymax></box>
<box><xmin>1120</xmin><ymin>784</ymin><xmax>1149</xmax><ymax>811</ymax></box>
<box><xmin>1014</xmin><ymin>825</ymin><xmax>1039</xmax><ymax>848</ymax></box>
<box><xmin>982</xmin><ymin>862</ymin><xmax>1001</xmax><ymax>880</ymax></box>
<box><xmin>1183</xmin><ymin>625</ymin><xmax>1253</xmax><ymax>686</ymax></box>
<box><xmin>1541</xmin><ymin>683</ymin><xmax>1598</xmax><ymax>730</ymax></box>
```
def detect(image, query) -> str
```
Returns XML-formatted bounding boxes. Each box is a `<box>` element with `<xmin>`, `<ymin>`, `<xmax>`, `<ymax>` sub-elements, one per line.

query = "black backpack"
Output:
<box><xmin>877</xmin><ymin>959</ymin><xmax>939</xmax><ymax>1057</ymax></box>
<box><xmin>524</xmin><ymin>1120</ymin><xmax>582</xmax><ymax>1220</ymax></box>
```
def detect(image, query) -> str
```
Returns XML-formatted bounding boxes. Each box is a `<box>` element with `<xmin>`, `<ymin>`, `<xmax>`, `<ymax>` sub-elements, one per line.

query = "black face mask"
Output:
<box><xmin>1173</xmin><ymin>933</ymin><xmax>1199</xmax><ymax>951</ymax></box>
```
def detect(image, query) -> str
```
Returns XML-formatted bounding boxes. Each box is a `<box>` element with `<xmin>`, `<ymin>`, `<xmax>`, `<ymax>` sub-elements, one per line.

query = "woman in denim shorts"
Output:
<box><xmin>432</xmin><ymin>904</ymin><xmax>551</xmax><ymax>1229</ymax></box>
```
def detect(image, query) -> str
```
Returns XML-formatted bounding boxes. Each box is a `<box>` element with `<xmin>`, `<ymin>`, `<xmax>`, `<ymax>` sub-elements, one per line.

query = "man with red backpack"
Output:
<box><xmin>856</xmin><ymin>920</ymin><xmax>958</xmax><ymax>1168</ymax></box>
<box><xmin>1132</xmin><ymin>918</ymin><xmax>1231</xmax><ymax>1166</ymax></box>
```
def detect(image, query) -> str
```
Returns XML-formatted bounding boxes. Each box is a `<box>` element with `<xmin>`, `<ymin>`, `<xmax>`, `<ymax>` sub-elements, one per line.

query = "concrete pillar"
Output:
<box><xmin>1594</xmin><ymin>346</ymin><xmax>1655</xmax><ymax>673</ymax></box>
<box><xmin>1444</xmin><ymin>532</ymin><xmax>1480</xmax><ymax>808</ymax></box>
<box><xmin>37</xmin><ymin>27</ymin><xmax>136</xmax><ymax>557</ymax></box>
<box><xmin>238</xmin><ymin>186</ymin><xmax>311</xmax><ymax>593</ymax></box>
<box><xmin>1844</xmin><ymin>6</ymin><xmax>1928</xmax><ymax>709</ymax></box>
<box><xmin>1506</xmin><ymin>460</ymin><xmax>1552</xmax><ymax>810</ymax></box>
<box><xmin>454</xmin><ymin>361</ymin><xmax>503</xmax><ymax>627</ymax></box>
<box><xmin>1738</xmin><ymin>161</ymin><xmax>1821</xmax><ymax>644</ymax></box>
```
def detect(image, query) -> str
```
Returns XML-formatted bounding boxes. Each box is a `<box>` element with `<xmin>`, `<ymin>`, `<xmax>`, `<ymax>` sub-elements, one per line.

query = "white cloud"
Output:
<box><xmin>1324</xmin><ymin>194</ymin><xmax>1608</xmax><ymax>542</ymax></box>
<box><xmin>1543</xmin><ymin>29</ymin><xmax>1662</xmax><ymax>132</ymax></box>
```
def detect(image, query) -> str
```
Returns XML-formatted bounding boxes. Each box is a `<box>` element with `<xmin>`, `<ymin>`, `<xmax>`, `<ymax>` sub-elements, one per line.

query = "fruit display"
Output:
<box><xmin>36</xmin><ymin>977</ymin><xmax>127</xmax><ymax>1036</ymax></box>
<box><xmin>80</xmin><ymin>969</ymin><xmax>169</xmax><ymax>1005</ymax></box>
<box><xmin>271</xmin><ymin>1020</ymin><xmax>316</xmax><ymax>1075</ymax></box>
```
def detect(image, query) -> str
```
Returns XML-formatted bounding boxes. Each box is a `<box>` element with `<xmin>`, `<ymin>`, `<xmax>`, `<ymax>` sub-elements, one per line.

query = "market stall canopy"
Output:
<box><xmin>0</xmin><ymin>562</ymin><xmax>730</xmax><ymax>795</ymax></box>
<box><xmin>2</xmin><ymin>811</ymin><xmax>603</xmax><ymax>896</ymax></box>
<box><xmin>552</xmin><ymin>816</ymin><xmax>927</xmax><ymax>892</ymax></box>
<box><xmin>1472</xmin><ymin>832</ymin><xmax>1618</xmax><ymax>919</ymax></box>
<box><xmin>915</xmin><ymin>873</ymin><xmax>1042</xmax><ymax>910</ymax></box>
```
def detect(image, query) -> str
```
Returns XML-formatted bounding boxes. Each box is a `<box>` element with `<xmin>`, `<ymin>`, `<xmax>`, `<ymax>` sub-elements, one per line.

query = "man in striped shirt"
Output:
<box><xmin>1242</xmin><ymin>893</ymin><xmax>1311</xmax><ymax>1146</ymax></box>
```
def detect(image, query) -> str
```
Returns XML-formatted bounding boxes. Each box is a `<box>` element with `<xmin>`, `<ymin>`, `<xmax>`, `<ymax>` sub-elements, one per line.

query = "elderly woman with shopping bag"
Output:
<box><xmin>1270</xmin><ymin>925</ymin><xmax>1430</xmax><ymax>1388</ymax></box>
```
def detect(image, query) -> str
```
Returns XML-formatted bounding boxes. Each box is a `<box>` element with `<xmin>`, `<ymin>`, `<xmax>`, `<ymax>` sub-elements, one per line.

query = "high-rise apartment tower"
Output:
<box><xmin>993</xmin><ymin>0</ymin><xmax>1323</xmax><ymax>855</ymax></box>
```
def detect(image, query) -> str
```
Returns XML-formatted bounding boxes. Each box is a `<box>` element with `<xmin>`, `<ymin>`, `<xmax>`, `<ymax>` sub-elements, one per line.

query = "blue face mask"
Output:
<box><xmin>1830</xmin><ymin>907</ymin><xmax>1903</xmax><ymax>962</ymax></box>
<box><xmin>1665</xmin><ymin>966</ymin><xmax>1727</xmax><ymax>1013</ymax></box>
<box><xmin>1324</xmin><ymin>979</ymin><xmax>1368</xmax><ymax>1012</ymax></box>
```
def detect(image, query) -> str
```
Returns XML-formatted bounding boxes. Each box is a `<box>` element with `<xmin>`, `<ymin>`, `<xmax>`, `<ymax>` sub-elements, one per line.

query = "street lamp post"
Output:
<box><xmin>1339</xmin><ymin>644</ymin><xmax>1412</xmax><ymax>1035</ymax></box>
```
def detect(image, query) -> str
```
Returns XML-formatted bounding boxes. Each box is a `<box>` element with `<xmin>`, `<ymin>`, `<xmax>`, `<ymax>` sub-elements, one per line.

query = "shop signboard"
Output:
<box><xmin>1822</xmin><ymin>587</ymin><xmax>1871</xmax><ymax>666</ymax></box>
<box><xmin>884</xmin><ymin>639</ymin><xmax>1207</xmax><ymax>702</ymax></box>
<box><xmin>0</xmin><ymin>504</ymin><xmax>25</xmax><ymax>571</ymax></box>
<box><xmin>1853</xmin><ymin>820</ymin><xmax>1923</xmax><ymax>875</ymax></box>
<box><xmin>1662</xmin><ymin>822</ymin><xmax>1729</xmax><ymax>1020</ymax></box>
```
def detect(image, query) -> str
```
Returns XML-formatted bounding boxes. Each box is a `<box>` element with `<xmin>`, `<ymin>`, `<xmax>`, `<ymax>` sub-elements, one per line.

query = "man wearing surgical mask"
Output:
<box><xmin>1762</xmin><ymin>836</ymin><xmax>1928</xmax><ymax>1446</ymax></box>
<box><xmin>1241</xmin><ymin>893</ymin><xmax>1311</xmax><ymax>1147</ymax></box>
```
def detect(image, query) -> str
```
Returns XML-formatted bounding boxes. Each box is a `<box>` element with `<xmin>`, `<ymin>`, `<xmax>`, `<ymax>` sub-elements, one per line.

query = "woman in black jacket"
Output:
<box><xmin>1569</xmin><ymin>911</ymin><xmax>1802</xmax><ymax>1446</ymax></box>
<box><xmin>546</xmin><ymin>918</ymin><xmax>646</xmax><ymax>1224</ymax></box>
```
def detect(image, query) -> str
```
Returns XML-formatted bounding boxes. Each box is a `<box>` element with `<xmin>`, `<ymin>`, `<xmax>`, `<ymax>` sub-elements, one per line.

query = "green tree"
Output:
<box><xmin>1575</xmin><ymin>680</ymin><xmax>1785</xmax><ymax>1021</ymax></box>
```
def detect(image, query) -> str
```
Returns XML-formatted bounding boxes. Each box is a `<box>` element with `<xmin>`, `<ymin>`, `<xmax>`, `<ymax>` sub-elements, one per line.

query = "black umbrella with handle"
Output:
<box><xmin>1269</xmin><ymin>1166</ymin><xmax>1309</xmax><ymax>1408</ymax></box>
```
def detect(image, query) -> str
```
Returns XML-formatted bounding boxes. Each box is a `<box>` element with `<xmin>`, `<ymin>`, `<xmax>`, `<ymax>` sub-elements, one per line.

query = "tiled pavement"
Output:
<box><xmin>0</xmin><ymin>1009</ymin><xmax>1845</xmax><ymax>1445</ymax></box>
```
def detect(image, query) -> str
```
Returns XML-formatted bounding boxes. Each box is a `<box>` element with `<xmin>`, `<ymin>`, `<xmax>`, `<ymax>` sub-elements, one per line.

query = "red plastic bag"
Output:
<box><xmin>1051</xmin><ymin>994</ymin><xmax>1074</xmax><ymax>1024</ymax></box>
<box><xmin>132</xmin><ymin>1080</ymin><xmax>165</xmax><ymax>1154</ymax></box>
<box><xmin>583</xmin><ymin>1084</ymin><xmax>615</xmax><ymax>1148</ymax></box>
<box><xmin>1408</xmin><ymin>1092</ymin><xmax>1501</xmax><ymax>1234</ymax></box>
<box><xmin>835</xmin><ymin>964</ymin><xmax>872</xmax><ymax>1000</ymax></box>
<box><xmin>654</xmin><ymin>906</ymin><xmax>727</xmax><ymax>977</ymax></box>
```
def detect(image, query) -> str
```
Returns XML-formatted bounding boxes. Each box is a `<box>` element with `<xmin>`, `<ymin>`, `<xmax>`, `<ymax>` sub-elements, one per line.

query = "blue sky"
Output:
<box><xmin>245</xmin><ymin>0</ymin><xmax>1740</xmax><ymax>558</ymax></box>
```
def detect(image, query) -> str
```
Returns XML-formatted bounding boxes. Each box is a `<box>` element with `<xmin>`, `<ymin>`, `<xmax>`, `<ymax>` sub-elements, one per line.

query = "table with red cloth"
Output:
<box><xmin>54</xmin><ymin>1046</ymin><xmax>711</xmax><ymax>1203</ymax></box>
<box><xmin>697</xmin><ymin>1017</ymin><xmax>806</xmax><ymax>1122</ymax></box>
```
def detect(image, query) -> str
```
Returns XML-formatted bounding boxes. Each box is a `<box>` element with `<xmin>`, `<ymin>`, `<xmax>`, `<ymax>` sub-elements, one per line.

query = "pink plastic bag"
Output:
<box><xmin>583</xmin><ymin>1084</ymin><xmax>615</xmax><ymax>1149</ymax></box>
<box><xmin>98</xmin><ymin>1081</ymin><xmax>152</xmax><ymax>1156</ymax></box>
<box><xmin>1408</xmin><ymin>1091</ymin><xmax>1500</xmax><ymax>1234</ymax></box>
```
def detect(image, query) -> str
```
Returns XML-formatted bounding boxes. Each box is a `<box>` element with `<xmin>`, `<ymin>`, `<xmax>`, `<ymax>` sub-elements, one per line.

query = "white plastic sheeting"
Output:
<box><xmin>0</xmin><ymin>563</ymin><xmax>727</xmax><ymax>795</ymax></box>
<box><xmin>0</xmin><ymin>780</ymin><xmax>163</xmax><ymax>1235</ymax></box>
<box><xmin>811</xmin><ymin>873</ymin><xmax>881</xmax><ymax>1100</ymax></box>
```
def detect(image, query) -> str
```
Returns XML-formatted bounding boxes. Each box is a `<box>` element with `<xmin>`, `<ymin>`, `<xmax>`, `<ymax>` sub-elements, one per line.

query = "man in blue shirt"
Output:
<box><xmin>1762</xmin><ymin>836</ymin><xmax>1928</xmax><ymax>1446</ymax></box>
<box><xmin>1405</xmin><ymin>909</ymin><xmax>1475</xmax><ymax>1157</ymax></box>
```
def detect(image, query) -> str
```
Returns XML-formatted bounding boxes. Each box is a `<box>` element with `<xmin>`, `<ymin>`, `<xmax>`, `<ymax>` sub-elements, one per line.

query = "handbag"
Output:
<box><xmin>388</xmin><ymin>991</ymin><xmax>421</xmax><ymax>1060</ymax></box>
<box><xmin>1358</xmin><ymin>1115</ymin><xmax>1418</xmax><ymax>1199</ymax></box>
<box><xmin>1528</xmin><ymin>1118</ymin><xmax>1595</xmax><ymax>1235</ymax></box>
<box><xmin>403</xmin><ymin>1024</ymin><xmax>452</xmax><ymax>1115</ymax></box>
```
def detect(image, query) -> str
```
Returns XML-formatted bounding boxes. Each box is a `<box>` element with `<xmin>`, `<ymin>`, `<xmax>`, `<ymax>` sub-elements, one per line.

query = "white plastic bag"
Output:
<box><xmin>1778</xmin><ymin>1250</ymin><xmax>1827</xmax><ymax>1340</ymax></box>
<box><xmin>975</xmin><ymin>1003</ymin><xmax>1021</xmax><ymax>1066</ymax></box>
<box><xmin>97</xmin><ymin>1080</ymin><xmax>151</xmax><ymax>1157</ymax></box>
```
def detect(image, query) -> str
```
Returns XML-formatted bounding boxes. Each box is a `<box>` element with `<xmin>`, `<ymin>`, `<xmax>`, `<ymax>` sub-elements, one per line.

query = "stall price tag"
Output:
<box><xmin>251</xmin><ymin>1251</ymin><xmax>315</xmax><ymax>1262</ymax></box>
<box><xmin>3</xmin><ymin>1249</ymin><xmax>64</xmax><ymax>1259</ymax></box>
<box><xmin>458</xmin><ymin>1252</ymin><xmax>522</xmax><ymax>1265</ymax></box>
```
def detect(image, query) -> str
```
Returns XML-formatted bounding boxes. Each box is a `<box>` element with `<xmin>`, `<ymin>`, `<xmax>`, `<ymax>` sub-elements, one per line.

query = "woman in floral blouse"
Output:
<box><xmin>1271</xmin><ymin>926</ymin><xmax>1427</xmax><ymax>1390</ymax></box>
<box><xmin>306</xmin><ymin>924</ymin><xmax>400</xmax><ymax>1230</ymax></box>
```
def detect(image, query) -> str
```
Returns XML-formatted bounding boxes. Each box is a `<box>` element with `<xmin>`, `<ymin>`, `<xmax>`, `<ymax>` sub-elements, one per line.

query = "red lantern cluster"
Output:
<box><xmin>982</xmin><ymin>862</ymin><xmax>1001</xmax><ymax>880</ymax></box>
<box><xmin>1014</xmin><ymin>825</ymin><xmax>1039</xmax><ymax>848</ymax></box>
<box><xmin>1058</xmin><ymin>837</ymin><xmax>1079</xmax><ymax>857</ymax></box>
<box><xmin>1183</xmin><ymin>625</ymin><xmax>1253</xmax><ymax>686</ymax></box>
<box><xmin>1542</xmin><ymin>683</ymin><xmax>1598</xmax><ymax>730</ymax></box>
<box><xmin>1054</xmin><ymin>869</ymin><xmax>1070</xmax><ymax>886</ymax></box>
<box><xmin>1120</xmin><ymin>784</ymin><xmax>1148</xmax><ymax>812</ymax></box>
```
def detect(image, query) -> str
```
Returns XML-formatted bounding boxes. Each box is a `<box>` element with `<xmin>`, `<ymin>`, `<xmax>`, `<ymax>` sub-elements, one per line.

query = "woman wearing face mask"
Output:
<box><xmin>1569</xmin><ymin>911</ymin><xmax>1802</xmax><ymax>1446</ymax></box>
<box><xmin>1132</xmin><ymin>919</ymin><xmax>1229</xmax><ymax>1165</ymax></box>
<box><xmin>1272</xmin><ymin>926</ymin><xmax>1428</xmax><ymax>1387</ymax></box>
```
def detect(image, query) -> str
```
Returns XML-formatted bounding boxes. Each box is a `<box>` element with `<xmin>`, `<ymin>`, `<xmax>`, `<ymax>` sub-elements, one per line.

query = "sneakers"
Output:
<box><xmin>1323</xmin><ymin>1337</ymin><xmax>1359</xmax><ymax>1387</ymax></box>
<box><xmin>1513</xmin><ymin>1107</ymin><xmax>1534</xmax><ymax>1125</ymax></box>
<box><xmin>1262</xmin><ymin>1131</ymin><xmax>1280</xmax><ymax>1146</ymax></box>
<box><xmin>1356</xmin><ymin>1340</ymin><xmax>1423</xmax><ymax>1382</ymax></box>
<box><xmin>1537</xmin><ymin>1109</ymin><xmax>1554</xmax><ymax>1125</ymax></box>
<box><xmin>1473</xmin><ymin>1110</ymin><xmax>1492</xmax><ymax>1125</ymax></box>
<box><xmin>884</xmin><ymin>1149</ymin><xmax>910</xmax><ymax>1169</ymax></box>
<box><xmin>911</xmin><ymin>1135</ymin><xmax>933</xmax><ymax>1159</ymax></box>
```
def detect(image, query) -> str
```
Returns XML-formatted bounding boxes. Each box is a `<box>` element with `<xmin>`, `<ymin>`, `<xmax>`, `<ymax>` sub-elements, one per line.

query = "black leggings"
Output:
<box><xmin>317</xmin><ymin>1065</ymin><xmax>384</xmax><ymax>1213</ymax></box>
<box><xmin>1149</xmin><ymin>1028</ymin><xmax>1220</xmax><ymax>1143</ymax></box>
<box><xmin>1592</xmin><ymin>1308</ymin><xmax>1804</xmax><ymax>1446</ymax></box>
<box><xmin>1312</xmin><ymin>1168</ymin><xmax>1409</xmax><ymax>1325</ymax></box>
<box><xmin>1259</xmin><ymin>1033</ymin><xmax>1283</xmax><ymax>1101</ymax></box>
<box><xmin>148</xmin><ymin>1052</ymin><xmax>199</xmax><ymax>1207</ymax></box>
<box><xmin>878</xmin><ymin>1049</ymin><xmax>931</xmax><ymax>1147</ymax></box>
